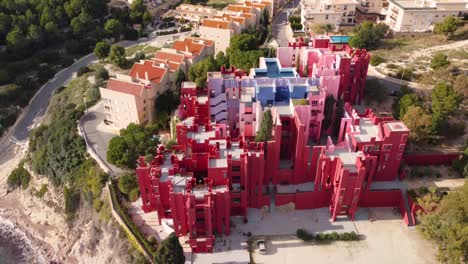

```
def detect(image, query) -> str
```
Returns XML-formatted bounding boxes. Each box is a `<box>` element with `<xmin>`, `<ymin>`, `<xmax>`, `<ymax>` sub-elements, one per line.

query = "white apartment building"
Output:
<box><xmin>357</xmin><ymin>0</ymin><xmax>389</xmax><ymax>14</ymax></box>
<box><xmin>384</xmin><ymin>0</ymin><xmax>467</xmax><ymax>32</ymax></box>
<box><xmin>301</xmin><ymin>0</ymin><xmax>359</xmax><ymax>31</ymax></box>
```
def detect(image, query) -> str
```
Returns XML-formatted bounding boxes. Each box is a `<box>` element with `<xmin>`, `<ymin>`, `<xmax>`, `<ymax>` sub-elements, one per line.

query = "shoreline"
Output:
<box><xmin>0</xmin><ymin>191</ymin><xmax>63</xmax><ymax>263</ymax></box>
<box><xmin>0</xmin><ymin>212</ymin><xmax>53</xmax><ymax>264</ymax></box>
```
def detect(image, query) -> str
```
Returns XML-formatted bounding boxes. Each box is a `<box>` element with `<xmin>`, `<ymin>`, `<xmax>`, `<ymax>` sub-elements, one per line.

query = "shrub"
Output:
<box><xmin>370</xmin><ymin>55</ymin><xmax>385</xmax><ymax>66</ymax></box>
<box><xmin>36</xmin><ymin>184</ymin><xmax>48</xmax><ymax>198</ymax></box>
<box><xmin>64</xmin><ymin>186</ymin><xmax>81</xmax><ymax>222</ymax></box>
<box><xmin>95</xmin><ymin>67</ymin><xmax>109</xmax><ymax>81</ymax></box>
<box><xmin>386</xmin><ymin>63</ymin><xmax>398</xmax><ymax>69</ymax></box>
<box><xmin>7</xmin><ymin>162</ymin><xmax>31</xmax><ymax>190</ymax></box>
<box><xmin>0</xmin><ymin>69</ymin><xmax>11</xmax><ymax>84</ymax></box>
<box><xmin>128</xmin><ymin>188</ymin><xmax>140</xmax><ymax>202</ymax></box>
<box><xmin>93</xmin><ymin>199</ymin><xmax>104</xmax><ymax>212</ymax></box>
<box><xmin>77</xmin><ymin>66</ymin><xmax>90</xmax><ymax>77</ymax></box>
<box><xmin>430</xmin><ymin>53</ymin><xmax>450</xmax><ymax>69</ymax></box>
<box><xmin>118</xmin><ymin>173</ymin><xmax>139</xmax><ymax>195</ymax></box>
<box><xmin>296</xmin><ymin>228</ymin><xmax>314</xmax><ymax>241</ymax></box>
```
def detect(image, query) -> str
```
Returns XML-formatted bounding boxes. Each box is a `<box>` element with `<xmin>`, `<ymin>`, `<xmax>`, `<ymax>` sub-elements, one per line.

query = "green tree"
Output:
<box><xmin>188</xmin><ymin>55</ymin><xmax>219</xmax><ymax>89</ymax></box>
<box><xmin>255</xmin><ymin>109</ymin><xmax>273</xmax><ymax>142</ymax></box>
<box><xmin>70</xmin><ymin>11</ymin><xmax>93</xmax><ymax>34</ymax></box>
<box><xmin>322</xmin><ymin>95</ymin><xmax>336</xmax><ymax>131</ymax></box>
<box><xmin>104</xmin><ymin>19</ymin><xmax>123</xmax><ymax>39</ymax></box>
<box><xmin>402</xmin><ymin>106</ymin><xmax>433</xmax><ymax>142</ymax></box>
<box><xmin>392</xmin><ymin>85</ymin><xmax>413</xmax><ymax>119</ymax></box>
<box><xmin>229</xmin><ymin>49</ymin><xmax>263</xmax><ymax>71</ymax></box>
<box><xmin>28</xmin><ymin>24</ymin><xmax>42</xmax><ymax>42</ymax></box>
<box><xmin>118</xmin><ymin>173</ymin><xmax>139</xmax><ymax>195</ymax></box>
<box><xmin>433</xmin><ymin>16</ymin><xmax>459</xmax><ymax>37</ymax></box>
<box><xmin>6</xmin><ymin>26</ymin><xmax>29</xmax><ymax>51</ymax></box>
<box><xmin>398</xmin><ymin>93</ymin><xmax>421</xmax><ymax>120</ymax></box>
<box><xmin>215</xmin><ymin>51</ymin><xmax>229</xmax><ymax>68</ymax></box>
<box><xmin>109</xmin><ymin>44</ymin><xmax>127</xmax><ymax>67</ymax></box>
<box><xmin>94</xmin><ymin>41</ymin><xmax>110</xmax><ymax>60</ymax></box>
<box><xmin>175</xmin><ymin>68</ymin><xmax>186</xmax><ymax>93</ymax></box>
<box><xmin>229</xmin><ymin>33</ymin><xmax>259</xmax><ymax>52</ymax></box>
<box><xmin>130</xmin><ymin>0</ymin><xmax>148</xmax><ymax>24</ymax></box>
<box><xmin>155</xmin><ymin>232</ymin><xmax>185</xmax><ymax>264</ymax></box>
<box><xmin>430</xmin><ymin>53</ymin><xmax>450</xmax><ymax>69</ymax></box>
<box><xmin>349</xmin><ymin>22</ymin><xmax>388</xmax><ymax>50</ymax></box>
<box><xmin>417</xmin><ymin>182</ymin><xmax>468</xmax><ymax>264</ymax></box>
<box><xmin>107</xmin><ymin>123</ymin><xmax>158</xmax><ymax>169</ymax></box>
<box><xmin>333</xmin><ymin>98</ymin><xmax>344</xmax><ymax>136</ymax></box>
<box><xmin>431</xmin><ymin>82</ymin><xmax>461</xmax><ymax>118</ymax></box>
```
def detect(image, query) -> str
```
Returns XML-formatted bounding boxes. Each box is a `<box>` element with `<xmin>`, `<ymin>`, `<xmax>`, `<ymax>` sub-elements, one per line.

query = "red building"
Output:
<box><xmin>136</xmin><ymin>70</ymin><xmax>409</xmax><ymax>253</ymax></box>
<box><xmin>277</xmin><ymin>36</ymin><xmax>371</xmax><ymax>105</ymax></box>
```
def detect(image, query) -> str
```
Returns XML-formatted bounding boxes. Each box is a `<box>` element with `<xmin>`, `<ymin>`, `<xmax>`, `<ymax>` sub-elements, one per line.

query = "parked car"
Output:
<box><xmin>257</xmin><ymin>240</ymin><xmax>266</xmax><ymax>254</ymax></box>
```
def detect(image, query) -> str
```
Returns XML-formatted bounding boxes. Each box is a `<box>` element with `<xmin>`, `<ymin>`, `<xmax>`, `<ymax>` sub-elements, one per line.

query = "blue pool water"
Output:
<box><xmin>255</xmin><ymin>61</ymin><xmax>295</xmax><ymax>78</ymax></box>
<box><xmin>329</xmin><ymin>36</ymin><xmax>350</xmax><ymax>44</ymax></box>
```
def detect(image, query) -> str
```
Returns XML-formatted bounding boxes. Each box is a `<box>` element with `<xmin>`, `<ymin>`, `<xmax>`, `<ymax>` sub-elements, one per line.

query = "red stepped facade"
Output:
<box><xmin>136</xmin><ymin>70</ymin><xmax>410</xmax><ymax>253</ymax></box>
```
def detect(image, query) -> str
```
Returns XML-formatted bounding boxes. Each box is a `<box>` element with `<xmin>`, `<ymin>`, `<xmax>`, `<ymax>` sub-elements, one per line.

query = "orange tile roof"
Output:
<box><xmin>106</xmin><ymin>79</ymin><xmax>145</xmax><ymax>97</ymax></box>
<box><xmin>229</xmin><ymin>16</ymin><xmax>246</xmax><ymax>24</ymax></box>
<box><xmin>226</xmin><ymin>5</ymin><xmax>253</xmax><ymax>13</ymax></box>
<box><xmin>201</xmin><ymin>19</ymin><xmax>230</xmax><ymax>29</ymax></box>
<box><xmin>241</xmin><ymin>13</ymin><xmax>254</xmax><ymax>19</ymax></box>
<box><xmin>172</xmin><ymin>38</ymin><xmax>206</xmax><ymax>55</ymax></box>
<box><xmin>154</xmin><ymin>51</ymin><xmax>185</xmax><ymax>63</ymax></box>
<box><xmin>129</xmin><ymin>60</ymin><xmax>167</xmax><ymax>84</ymax></box>
<box><xmin>152</xmin><ymin>59</ymin><xmax>181</xmax><ymax>72</ymax></box>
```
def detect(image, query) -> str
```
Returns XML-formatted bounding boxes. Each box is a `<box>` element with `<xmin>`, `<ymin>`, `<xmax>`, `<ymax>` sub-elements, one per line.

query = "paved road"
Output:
<box><xmin>271</xmin><ymin>0</ymin><xmax>299</xmax><ymax>47</ymax></box>
<box><xmin>0</xmin><ymin>31</ymin><xmax>192</xmax><ymax>178</ymax></box>
<box><xmin>80</xmin><ymin>103</ymin><xmax>125</xmax><ymax>175</ymax></box>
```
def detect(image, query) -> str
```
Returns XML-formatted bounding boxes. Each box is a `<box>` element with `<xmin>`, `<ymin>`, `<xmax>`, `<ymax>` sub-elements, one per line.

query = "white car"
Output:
<box><xmin>257</xmin><ymin>240</ymin><xmax>266</xmax><ymax>254</ymax></box>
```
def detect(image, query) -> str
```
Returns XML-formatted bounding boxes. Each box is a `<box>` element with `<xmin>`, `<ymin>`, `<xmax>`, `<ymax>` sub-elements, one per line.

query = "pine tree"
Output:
<box><xmin>155</xmin><ymin>232</ymin><xmax>185</xmax><ymax>264</ymax></box>
<box><xmin>255</xmin><ymin>109</ymin><xmax>273</xmax><ymax>142</ymax></box>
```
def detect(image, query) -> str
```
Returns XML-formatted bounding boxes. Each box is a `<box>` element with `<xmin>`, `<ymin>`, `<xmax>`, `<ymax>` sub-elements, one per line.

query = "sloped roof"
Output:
<box><xmin>154</xmin><ymin>51</ymin><xmax>185</xmax><ymax>63</ymax></box>
<box><xmin>106</xmin><ymin>78</ymin><xmax>145</xmax><ymax>97</ymax></box>
<box><xmin>129</xmin><ymin>60</ymin><xmax>167</xmax><ymax>84</ymax></box>
<box><xmin>201</xmin><ymin>19</ymin><xmax>230</xmax><ymax>29</ymax></box>
<box><xmin>172</xmin><ymin>38</ymin><xmax>205</xmax><ymax>55</ymax></box>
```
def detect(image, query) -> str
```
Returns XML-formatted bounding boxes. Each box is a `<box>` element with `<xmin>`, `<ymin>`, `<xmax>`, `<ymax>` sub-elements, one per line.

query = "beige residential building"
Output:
<box><xmin>199</xmin><ymin>19</ymin><xmax>236</xmax><ymax>54</ymax></box>
<box><xmin>301</xmin><ymin>0</ymin><xmax>359</xmax><ymax>31</ymax></box>
<box><xmin>163</xmin><ymin>4</ymin><xmax>221</xmax><ymax>23</ymax></box>
<box><xmin>170</xmin><ymin>38</ymin><xmax>215</xmax><ymax>68</ymax></box>
<box><xmin>100</xmin><ymin>78</ymin><xmax>157</xmax><ymax>130</ymax></box>
<box><xmin>384</xmin><ymin>0</ymin><xmax>467</xmax><ymax>32</ymax></box>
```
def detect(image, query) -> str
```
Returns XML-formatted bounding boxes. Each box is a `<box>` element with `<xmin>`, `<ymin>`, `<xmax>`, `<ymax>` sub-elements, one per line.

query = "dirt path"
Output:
<box><xmin>407</xmin><ymin>39</ymin><xmax>468</xmax><ymax>62</ymax></box>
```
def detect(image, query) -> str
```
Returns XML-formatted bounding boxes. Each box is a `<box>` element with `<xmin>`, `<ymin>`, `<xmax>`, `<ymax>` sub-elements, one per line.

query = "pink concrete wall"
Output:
<box><xmin>404</xmin><ymin>153</ymin><xmax>461</xmax><ymax>165</ymax></box>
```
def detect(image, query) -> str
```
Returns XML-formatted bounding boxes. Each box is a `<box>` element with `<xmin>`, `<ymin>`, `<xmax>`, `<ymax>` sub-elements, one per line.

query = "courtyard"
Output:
<box><xmin>252</xmin><ymin>208</ymin><xmax>438</xmax><ymax>264</ymax></box>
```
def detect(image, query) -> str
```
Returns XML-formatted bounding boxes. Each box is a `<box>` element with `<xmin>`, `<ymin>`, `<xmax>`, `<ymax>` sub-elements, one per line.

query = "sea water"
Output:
<box><xmin>0</xmin><ymin>215</ymin><xmax>47</xmax><ymax>264</ymax></box>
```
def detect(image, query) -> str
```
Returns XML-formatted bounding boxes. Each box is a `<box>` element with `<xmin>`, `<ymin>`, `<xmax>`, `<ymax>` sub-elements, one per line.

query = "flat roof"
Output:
<box><xmin>354</xmin><ymin>118</ymin><xmax>380</xmax><ymax>143</ymax></box>
<box><xmin>187</xmin><ymin>126</ymin><xmax>216</xmax><ymax>143</ymax></box>
<box><xmin>326</xmin><ymin>149</ymin><xmax>364</xmax><ymax>173</ymax></box>
<box><xmin>197</xmin><ymin>95</ymin><xmax>208</xmax><ymax>104</ymax></box>
<box><xmin>387</xmin><ymin>122</ymin><xmax>409</xmax><ymax>132</ymax></box>
<box><xmin>275</xmin><ymin>104</ymin><xmax>293</xmax><ymax>116</ymax></box>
